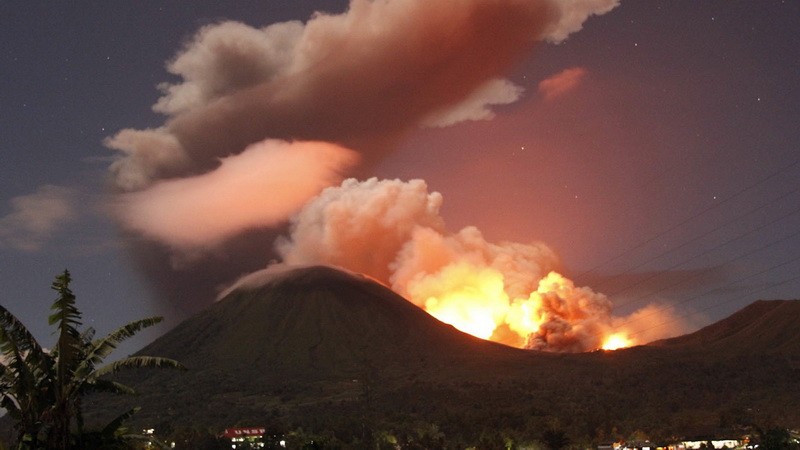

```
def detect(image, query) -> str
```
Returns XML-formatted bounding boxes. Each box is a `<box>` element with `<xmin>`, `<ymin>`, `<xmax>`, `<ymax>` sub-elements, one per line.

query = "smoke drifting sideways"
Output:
<box><xmin>101</xmin><ymin>0</ymin><xmax>671</xmax><ymax>351</ymax></box>
<box><xmin>108</xmin><ymin>0</ymin><xmax>557</xmax><ymax>191</ymax></box>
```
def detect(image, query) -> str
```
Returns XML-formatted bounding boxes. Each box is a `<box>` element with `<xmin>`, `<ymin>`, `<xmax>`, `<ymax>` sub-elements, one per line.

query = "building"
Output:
<box><xmin>224</xmin><ymin>427</ymin><xmax>285</xmax><ymax>449</ymax></box>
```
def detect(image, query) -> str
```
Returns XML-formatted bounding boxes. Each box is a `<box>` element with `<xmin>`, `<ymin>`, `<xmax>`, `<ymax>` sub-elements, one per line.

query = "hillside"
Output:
<box><xmin>134</xmin><ymin>265</ymin><xmax>529</xmax><ymax>376</ymax></box>
<box><xmin>654</xmin><ymin>299</ymin><xmax>800</xmax><ymax>355</ymax></box>
<box><xmin>84</xmin><ymin>266</ymin><xmax>800</xmax><ymax>446</ymax></box>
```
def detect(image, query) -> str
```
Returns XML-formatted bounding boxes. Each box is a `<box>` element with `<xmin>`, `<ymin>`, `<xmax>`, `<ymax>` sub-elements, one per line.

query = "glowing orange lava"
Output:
<box><xmin>601</xmin><ymin>333</ymin><xmax>632</xmax><ymax>351</ymax></box>
<box><xmin>402</xmin><ymin>262</ymin><xmax>638</xmax><ymax>352</ymax></box>
<box><xmin>411</xmin><ymin>264</ymin><xmax>510</xmax><ymax>340</ymax></box>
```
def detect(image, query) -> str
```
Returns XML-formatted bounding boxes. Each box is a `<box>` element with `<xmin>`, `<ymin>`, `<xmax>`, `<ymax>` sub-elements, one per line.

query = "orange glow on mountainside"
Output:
<box><xmin>601</xmin><ymin>333</ymin><xmax>633</xmax><ymax>351</ymax></box>
<box><xmin>405</xmin><ymin>264</ymin><xmax>634</xmax><ymax>351</ymax></box>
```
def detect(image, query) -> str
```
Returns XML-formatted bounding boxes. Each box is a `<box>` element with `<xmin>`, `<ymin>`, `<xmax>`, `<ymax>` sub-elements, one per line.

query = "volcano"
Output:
<box><xmin>136</xmin><ymin>265</ymin><xmax>529</xmax><ymax>376</ymax></box>
<box><xmin>86</xmin><ymin>266</ymin><xmax>800</xmax><ymax>444</ymax></box>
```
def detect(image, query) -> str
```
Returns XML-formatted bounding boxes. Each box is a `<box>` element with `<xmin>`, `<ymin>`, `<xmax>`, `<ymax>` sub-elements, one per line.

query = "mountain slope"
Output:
<box><xmin>654</xmin><ymin>299</ymin><xmax>800</xmax><ymax>355</ymax></box>
<box><xmin>139</xmin><ymin>265</ymin><xmax>527</xmax><ymax>377</ymax></box>
<box><xmin>84</xmin><ymin>266</ymin><xmax>800</xmax><ymax>444</ymax></box>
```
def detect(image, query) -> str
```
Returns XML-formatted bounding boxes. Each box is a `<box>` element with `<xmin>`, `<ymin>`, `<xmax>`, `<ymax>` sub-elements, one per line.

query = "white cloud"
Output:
<box><xmin>0</xmin><ymin>185</ymin><xmax>77</xmax><ymax>252</ymax></box>
<box><xmin>422</xmin><ymin>78</ymin><xmax>525</xmax><ymax>128</ymax></box>
<box><xmin>543</xmin><ymin>0</ymin><xmax>621</xmax><ymax>43</ymax></box>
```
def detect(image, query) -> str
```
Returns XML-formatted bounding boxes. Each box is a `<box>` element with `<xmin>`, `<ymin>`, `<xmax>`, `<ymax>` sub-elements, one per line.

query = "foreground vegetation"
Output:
<box><xmin>0</xmin><ymin>271</ymin><xmax>184</xmax><ymax>449</ymax></box>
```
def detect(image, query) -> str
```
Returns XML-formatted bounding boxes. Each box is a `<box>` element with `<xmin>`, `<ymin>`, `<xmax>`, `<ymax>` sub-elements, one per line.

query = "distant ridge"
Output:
<box><xmin>84</xmin><ymin>266</ymin><xmax>800</xmax><ymax>442</ymax></box>
<box><xmin>653</xmin><ymin>299</ymin><xmax>800</xmax><ymax>355</ymax></box>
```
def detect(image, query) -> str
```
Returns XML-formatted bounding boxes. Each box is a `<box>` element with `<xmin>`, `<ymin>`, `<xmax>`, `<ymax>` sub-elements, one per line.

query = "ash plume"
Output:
<box><xmin>271</xmin><ymin>178</ymin><xmax>683</xmax><ymax>352</ymax></box>
<box><xmin>107</xmin><ymin>0</ymin><xmax>562</xmax><ymax>191</ymax></box>
<box><xmin>105</xmin><ymin>0</ymin><xmax>631</xmax><ymax>343</ymax></box>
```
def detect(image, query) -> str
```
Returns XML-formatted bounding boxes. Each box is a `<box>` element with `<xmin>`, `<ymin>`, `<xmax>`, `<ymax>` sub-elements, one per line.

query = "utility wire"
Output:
<box><xmin>609</xmin><ymin>251</ymin><xmax>800</xmax><ymax>336</ymax></box>
<box><xmin>607</xmin><ymin>199</ymin><xmax>800</xmax><ymax>308</ymax></box>
<box><xmin>613</xmin><ymin>216</ymin><xmax>800</xmax><ymax>310</ymax></box>
<box><xmin>592</xmin><ymin>183</ymin><xmax>800</xmax><ymax>295</ymax></box>
<box><xmin>575</xmin><ymin>158</ymin><xmax>800</xmax><ymax>280</ymax></box>
<box><xmin>621</xmin><ymin>269</ymin><xmax>800</xmax><ymax>341</ymax></box>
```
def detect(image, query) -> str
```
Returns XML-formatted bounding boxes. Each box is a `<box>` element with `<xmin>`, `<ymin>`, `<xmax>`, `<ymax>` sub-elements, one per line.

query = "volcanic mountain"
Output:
<box><xmin>653</xmin><ymin>299</ymin><xmax>800</xmax><ymax>355</ymax></box>
<box><xmin>86</xmin><ymin>266</ymin><xmax>800</xmax><ymax>445</ymax></box>
<box><xmin>137</xmin><ymin>265</ymin><xmax>529</xmax><ymax>376</ymax></box>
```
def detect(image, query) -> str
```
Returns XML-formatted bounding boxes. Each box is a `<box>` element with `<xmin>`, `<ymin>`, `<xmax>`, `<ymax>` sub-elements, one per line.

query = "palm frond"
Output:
<box><xmin>0</xmin><ymin>323</ymin><xmax>50</xmax><ymax>418</ymax></box>
<box><xmin>48</xmin><ymin>270</ymin><xmax>84</xmax><ymax>401</ymax></box>
<box><xmin>1</xmin><ymin>271</ymin><xmax>185</xmax><ymax>449</ymax></box>
<box><xmin>101</xmin><ymin>406</ymin><xmax>141</xmax><ymax>437</ymax></box>
<box><xmin>83</xmin><ymin>378</ymin><xmax>136</xmax><ymax>396</ymax></box>
<box><xmin>99</xmin><ymin>317</ymin><xmax>163</xmax><ymax>347</ymax></box>
<box><xmin>79</xmin><ymin>327</ymin><xmax>96</xmax><ymax>343</ymax></box>
<box><xmin>0</xmin><ymin>393</ymin><xmax>22</xmax><ymax>419</ymax></box>
<box><xmin>0</xmin><ymin>304</ymin><xmax>46</xmax><ymax>358</ymax></box>
<box><xmin>93</xmin><ymin>355</ymin><xmax>186</xmax><ymax>379</ymax></box>
<box><xmin>47</xmin><ymin>270</ymin><xmax>81</xmax><ymax>333</ymax></box>
<box><xmin>76</xmin><ymin>317</ymin><xmax>164</xmax><ymax>376</ymax></box>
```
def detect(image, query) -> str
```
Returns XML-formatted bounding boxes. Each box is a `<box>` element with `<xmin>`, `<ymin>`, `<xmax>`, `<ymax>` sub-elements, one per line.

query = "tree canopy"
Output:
<box><xmin>0</xmin><ymin>270</ymin><xmax>184</xmax><ymax>449</ymax></box>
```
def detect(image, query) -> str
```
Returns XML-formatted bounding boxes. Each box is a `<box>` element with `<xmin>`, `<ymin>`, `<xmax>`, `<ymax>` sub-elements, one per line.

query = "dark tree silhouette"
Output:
<box><xmin>0</xmin><ymin>270</ymin><xmax>185</xmax><ymax>449</ymax></box>
<box><xmin>761</xmin><ymin>428</ymin><xmax>798</xmax><ymax>450</ymax></box>
<box><xmin>541</xmin><ymin>428</ymin><xmax>570</xmax><ymax>450</ymax></box>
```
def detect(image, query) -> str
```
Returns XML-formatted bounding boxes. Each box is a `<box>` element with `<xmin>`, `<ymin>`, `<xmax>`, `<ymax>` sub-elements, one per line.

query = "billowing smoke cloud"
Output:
<box><xmin>610</xmin><ymin>303</ymin><xmax>691</xmax><ymax>345</ymax></box>
<box><xmin>106</xmin><ymin>0</ymin><xmax>626</xmax><ymax>340</ymax></box>
<box><xmin>107</xmin><ymin>0</ymin><xmax>621</xmax><ymax>188</ymax></box>
<box><xmin>0</xmin><ymin>185</ymin><xmax>76</xmax><ymax>252</ymax></box>
<box><xmin>271</xmin><ymin>178</ymin><xmax>679</xmax><ymax>352</ymax></box>
<box><xmin>107</xmin><ymin>0</ymin><xmax>563</xmax><ymax>192</ymax></box>
<box><xmin>276</xmin><ymin>178</ymin><xmax>447</xmax><ymax>282</ymax></box>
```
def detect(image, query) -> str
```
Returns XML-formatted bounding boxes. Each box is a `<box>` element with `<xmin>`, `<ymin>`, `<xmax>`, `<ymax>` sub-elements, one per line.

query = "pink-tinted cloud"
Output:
<box><xmin>276</xmin><ymin>178</ymin><xmax>447</xmax><ymax>282</ymax></box>
<box><xmin>115</xmin><ymin>140</ymin><xmax>357</xmax><ymax>253</ymax></box>
<box><xmin>538</xmin><ymin>66</ymin><xmax>588</xmax><ymax>101</ymax></box>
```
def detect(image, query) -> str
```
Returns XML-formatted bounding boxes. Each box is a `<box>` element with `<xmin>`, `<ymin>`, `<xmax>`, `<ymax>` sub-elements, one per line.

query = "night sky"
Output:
<box><xmin>2</xmin><ymin>1</ymin><xmax>799</xmax><ymax>354</ymax></box>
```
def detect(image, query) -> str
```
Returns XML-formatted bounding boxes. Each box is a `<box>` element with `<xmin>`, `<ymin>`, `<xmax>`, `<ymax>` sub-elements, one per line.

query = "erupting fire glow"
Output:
<box><xmin>601</xmin><ymin>333</ymin><xmax>632</xmax><ymax>351</ymax></box>
<box><xmin>404</xmin><ymin>263</ymin><xmax>636</xmax><ymax>351</ymax></box>
<box><xmin>276</xmin><ymin>178</ymin><xmax>676</xmax><ymax>353</ymax></box>
<box><xmin>409</xmin><ymin>264</ymin><xmax>509</xmax><ymax>340</ymax></box>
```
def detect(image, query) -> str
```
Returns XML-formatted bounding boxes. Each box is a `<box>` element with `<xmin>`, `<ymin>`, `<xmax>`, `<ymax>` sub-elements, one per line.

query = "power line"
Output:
<box><xmin>575</xmin><ymin>158</ymin><xmax>800</xmax><ymax>281</ymax></box>
<box><xmin>606</xmin><ymin>198</ymin><xmax>800</xmax><ymax>308</ymax></box>
<box><xmin>608</xmin><ymin>251</ymin><xmax>800</xmax><ymax>337</ymax></box>
<box><xmin>621</xmin><ymin>269</ymin><xmax>800</xmax><ymax>341</ymax></box>
<box><xmin>592</xmin><ymin>183</ymin><xmax>800</xmax><ymax>295</ymax></box>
